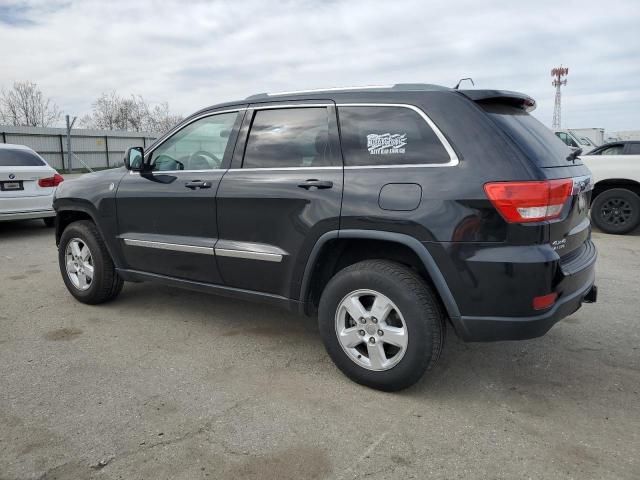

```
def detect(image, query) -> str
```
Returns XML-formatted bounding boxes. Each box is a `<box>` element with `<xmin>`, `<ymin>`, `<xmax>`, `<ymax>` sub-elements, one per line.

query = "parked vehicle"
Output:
<box><xmin>579</xmin><ymin>141</ymin><xmax>640</xmax><ymax>234</ymax></box>
<box><xmin>53</xmin><ymin>84</ymin><xmax>598</xmax><ymax>391</ymax></box>
<box><xmin>0</xmin><ymin>143</ymin><xmax>63</xmax><ymax>226</ymax></box>
<box><xmin>567</xmin><ymin>128</ymin><xmax>605</xmax><ymax>148</ymax></box>
<box><xmin>554</xmin><ymin>129</ymin><xmax>599</xmax><ymax>152</ymax></box>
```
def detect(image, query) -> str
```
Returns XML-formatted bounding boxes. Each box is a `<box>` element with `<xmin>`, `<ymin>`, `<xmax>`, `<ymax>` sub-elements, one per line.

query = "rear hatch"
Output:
<box><xmin>0</xmin><ymin>148</ymin><xmax>56</xmax><ymax>198</ymax></box>
<box><xmin>468</xmin><ymin>94</ymin><xmax>592</xmax><ymax>261</ymax></box>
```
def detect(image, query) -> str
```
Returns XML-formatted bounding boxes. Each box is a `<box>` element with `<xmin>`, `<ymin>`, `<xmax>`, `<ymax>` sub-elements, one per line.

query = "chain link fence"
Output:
<box><xmin>0</xmin><ymin>125</ymin><xmax>156</xmax><ymax>172</ymax></box>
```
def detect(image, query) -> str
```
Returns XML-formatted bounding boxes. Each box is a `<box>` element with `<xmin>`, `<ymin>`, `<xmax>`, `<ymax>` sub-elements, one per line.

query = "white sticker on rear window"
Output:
<box><xmin>367</xmin><ymin>133</ymin><xmax>407</xmax><ymax>155</ymax></box>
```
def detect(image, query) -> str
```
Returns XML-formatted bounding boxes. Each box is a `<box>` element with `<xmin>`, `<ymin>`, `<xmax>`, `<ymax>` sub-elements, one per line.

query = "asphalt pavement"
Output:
<box><xmin>0</xmin><ymin>220</ymin><xmax>639</xmax><ymax>479</ymax></box>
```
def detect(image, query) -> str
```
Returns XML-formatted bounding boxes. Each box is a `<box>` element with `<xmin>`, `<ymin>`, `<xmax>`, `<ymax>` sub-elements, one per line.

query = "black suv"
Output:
<box><xmin>54</xmin><ymin>84</ymin><xmax>597</xmax><ymax>391</ymax></box>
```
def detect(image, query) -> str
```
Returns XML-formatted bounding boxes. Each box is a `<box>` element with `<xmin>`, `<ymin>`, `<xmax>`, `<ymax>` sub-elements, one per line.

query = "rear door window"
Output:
<box><xmin>338</xmin><ymin>106</ymin><xmax>451</xmax><ymax>166</ymax></box>
<box><xmin>0</xmin><ymin>148</ymin><xmax>46</xmax><ymax>167</ymax></box>
<box><xmin>242</xmin><ymin>107</ymin><xmax>336</xmax><ymax>169</ymax></box>
<box><xmin>599</xmin><ymin>144</ymin><xmax>624</xmax><ymax>155</ymax></box>
<box><xmin>482</xmin><ymin>104</ymin><xmax>581</xmax><ymax>167</ymax></box>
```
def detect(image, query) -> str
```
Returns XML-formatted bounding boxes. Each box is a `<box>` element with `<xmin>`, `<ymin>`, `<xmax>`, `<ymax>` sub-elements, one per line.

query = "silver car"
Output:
<box><xmin>0</xmin><ymin>143</ymin><xmax>63</xmax><ymax>226</ymax></box>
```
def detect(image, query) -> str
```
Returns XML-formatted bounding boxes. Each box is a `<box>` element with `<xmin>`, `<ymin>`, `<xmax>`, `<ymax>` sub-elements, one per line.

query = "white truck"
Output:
<box><xmin>554</xmin><ymin>129</ymin><xmax>600</xmax><ymax>152</ymax></box>
<box><xmin>569</xmin><ymin>128</ymin><xmax>605</xmax><ymax>147</ymax></box>
<box><xmin>579</xmin><ymin>141</ymin><xmax>640</xmax><ymax>234</ymax></box>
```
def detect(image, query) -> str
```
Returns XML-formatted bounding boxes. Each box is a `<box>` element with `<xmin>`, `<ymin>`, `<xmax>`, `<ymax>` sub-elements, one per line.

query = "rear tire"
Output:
<box><xmin>591</xmin><ymin>188</ymin><xmax>640</xmax><ymax>235</ymax></box>
<box><xmin>58</xmin><ymin>220</ymin><xmax>123</xmax><ymax>304</ymax></box>
<box><xmin>318</xmin><ymin>260</ymin><xmax>445</xmax><ymax>391</ymax></box>
<box><xmin>43</xmin><ymin>217</ymin><xmax>55</xmax><ymax>228</ymax></box>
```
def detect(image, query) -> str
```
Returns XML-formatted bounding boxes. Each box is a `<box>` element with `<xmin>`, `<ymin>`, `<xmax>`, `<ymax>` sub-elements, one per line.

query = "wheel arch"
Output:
<box><xmin>592</xmin><ymin>178</ymin><xmax>640</xmax><ymax>202</ymax></box>
<box><xmin>55</xmin><ymin>205</ymin><xmax>97</xmax><ymax>245</ymax></box>
<box><xmin>54</xmin><ymin>203</ymin><xmax>124</xmax><ymax>269</ymax></box>
<box><xmin>299</xmin><ymin>229</ymin><xmax>461</xmax><ymax>325</ymax></box>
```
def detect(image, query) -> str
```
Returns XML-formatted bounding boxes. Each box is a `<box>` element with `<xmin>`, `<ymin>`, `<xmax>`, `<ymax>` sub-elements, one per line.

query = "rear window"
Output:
<box><xmin>0</xmin><ymin>148</ymin><xmax>46</xmax><ymax>167</ymax></box>
<box><xmin>481</xmin><ymin>104</ymin><xmax>581</xmax><ymax>167</ymax></box>
<box><xmin>338</xmin><ymin>106</ymin><xmax>450</xmax><ymax>166</ymax></box>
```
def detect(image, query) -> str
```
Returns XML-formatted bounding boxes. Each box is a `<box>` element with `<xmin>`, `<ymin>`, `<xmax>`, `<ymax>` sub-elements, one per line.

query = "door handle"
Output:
<box><xmin>298</xmin><ymin>179</ymin><xmax>333</xmax><ymax>190</ymax></box>
<box><xmin>185</xmin><ymin>180</ymin><xmax>212</xmax><ymax>190</ymax></box>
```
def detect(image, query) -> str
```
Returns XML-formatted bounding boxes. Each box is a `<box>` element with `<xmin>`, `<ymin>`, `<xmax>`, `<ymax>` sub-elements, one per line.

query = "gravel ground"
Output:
<box><xmin>0</xmin><ymin>220</ymin><xmax>639</xmax><ymax>480</ymax></box>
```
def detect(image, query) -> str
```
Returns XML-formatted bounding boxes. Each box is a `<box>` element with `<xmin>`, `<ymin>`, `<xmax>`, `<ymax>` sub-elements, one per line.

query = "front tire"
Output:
<box><xmin>58</xmin><ymin>220</ymin><xmax>123</xmax><ymax>304</ymax></box>
<box><xmin>591</xmin><ymin>188</ymin><xmax>640</xmax><ymax>235</ymax></box>
<box><xmin>318</xmin><ymin>260</ymin><xmax>445</xmax><ymax>391</ymax></box>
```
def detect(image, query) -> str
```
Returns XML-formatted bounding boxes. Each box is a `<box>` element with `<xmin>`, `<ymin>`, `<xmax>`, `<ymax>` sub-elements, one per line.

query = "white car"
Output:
<box><xmin>0</xmin><ymin>143</ymin><xmax>63</xmax><ymax>227</ymax></box>
<box><xmin>579</xmin><ymin>141</ymin><xmax>640</xmax><ymax>234</ymax></box>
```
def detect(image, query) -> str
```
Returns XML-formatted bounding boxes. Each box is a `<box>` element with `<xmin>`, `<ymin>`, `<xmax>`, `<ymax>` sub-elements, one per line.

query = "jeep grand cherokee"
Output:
<box><xmin>54</xmin><ymin>84</ymin><xmax>598</xmax><ymax>391</ymax></box>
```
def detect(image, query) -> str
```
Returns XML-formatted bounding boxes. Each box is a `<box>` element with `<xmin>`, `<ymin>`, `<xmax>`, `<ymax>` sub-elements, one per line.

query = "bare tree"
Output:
<box><xmin>0</xmin><ymin>81</ymin><xmax>61</xmax><ymax>127</ymax></box>
<box><xmin>144</xmin><ymin>102</ymin><xmax>183</xmax><ymax>135</ymax></box>
<box><xmin>82</xmin><ymin>92</ymin><xmax>182</xmax><ymax>135</ymax></box>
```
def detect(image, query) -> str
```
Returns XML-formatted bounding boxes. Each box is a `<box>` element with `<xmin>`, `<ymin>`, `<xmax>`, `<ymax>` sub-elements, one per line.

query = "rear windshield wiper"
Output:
<box><xmin>566</xmin><ymin>148</ymin><xmax>583</xmax><ymax>163</ymax></box>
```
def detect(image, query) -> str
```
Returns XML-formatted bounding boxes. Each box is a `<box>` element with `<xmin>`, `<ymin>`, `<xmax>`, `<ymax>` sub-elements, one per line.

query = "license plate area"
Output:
<box><xmin>1</xmin><ymin>181</ymin><xmax>24</xmax><ymax>191</ymax></box>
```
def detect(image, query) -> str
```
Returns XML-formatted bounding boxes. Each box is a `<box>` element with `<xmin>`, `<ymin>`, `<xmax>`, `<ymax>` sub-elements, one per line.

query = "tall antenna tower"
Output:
<box><xmin>551</xmin><ymin>65</ymin><xmax>569</xmax><ymax>129</ymax></box>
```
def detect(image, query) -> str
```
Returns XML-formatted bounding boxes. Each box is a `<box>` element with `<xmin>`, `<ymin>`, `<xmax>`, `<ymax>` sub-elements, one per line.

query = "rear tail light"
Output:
<box><xmin>533</xmin><ymin>292</ymin><xmax>558</xmax><ymax>310</ymax></box>
<box><xmin>483</xmin><ymin>179</ymin><xmax>573</xmax><ymax>223</ymax></box>
<box><xmin>38</xmin><ymin>174</ymin><xmax>64</xmax><ymax>188</ymax></box>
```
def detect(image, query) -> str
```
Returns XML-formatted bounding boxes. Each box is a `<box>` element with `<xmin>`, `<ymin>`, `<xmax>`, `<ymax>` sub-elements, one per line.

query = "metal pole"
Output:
<box><xmin>104</xmin><ymin>135</ymin><xmax>110</xmax><ymax>168</ymax></box>
<box><xmin>58</xmin><ymin>134</ymin><xmax>65</xmax><ymax>170</ymax></box>
<box><xmin>65</xmin><ymin>115</ymin><xmax>77</xmax><ymax>172</ymax></box>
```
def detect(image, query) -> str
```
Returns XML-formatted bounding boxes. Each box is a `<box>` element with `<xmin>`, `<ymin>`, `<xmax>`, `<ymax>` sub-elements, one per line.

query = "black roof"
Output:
<box><xmin>188</xmin><ymin>84</ymin><xmax>536</xmax><ymax>119</ymax></box>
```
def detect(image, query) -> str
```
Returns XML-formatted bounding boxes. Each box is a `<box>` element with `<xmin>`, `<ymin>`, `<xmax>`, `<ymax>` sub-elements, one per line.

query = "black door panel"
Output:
<box><xmin>116</xmin><ymin>170</ymin><xmax>223</xmax><ymax>283</ymax></box>
<box><xmin>116</xmin><ymin>109</ymin><xmax>244</xmax><ymax>283</ymax></box>
<box><xmin>215</xmin><ymin>102</ymin><xmax>343</xmax><ymax>298</ymax></box>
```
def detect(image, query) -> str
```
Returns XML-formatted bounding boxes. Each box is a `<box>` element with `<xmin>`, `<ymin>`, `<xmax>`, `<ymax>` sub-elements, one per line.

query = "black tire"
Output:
<box><xmin>43</xmin><ymin>217</ymin><xmax>55</xmax><ymax>228</ymax></box>
<box><xmin>318</xmin><ymin>260</ymin><xmax>445</xmax><ymax>392</ymax></box>
<box><xmin>591</xmin><ymin>188</ymin><xmax>640</xmax><ymax>235</ymax></box>
<box><xmin>58</xmin><ymin>220</ymin><xmax>124</xmax><ymax>304</ymax></box>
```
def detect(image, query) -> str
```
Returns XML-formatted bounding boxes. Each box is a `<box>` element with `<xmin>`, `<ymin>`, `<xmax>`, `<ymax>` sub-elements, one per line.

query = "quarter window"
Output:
<box><xmin>338</xmin><ymin>106</ymin><xmax>450</xmax><ymax>166</ymax></box>
<box><xmin>625</xmin><ymin>143</ymin><xmax>640</xmax><ymax>154</ymax></box>
<box><xmin>242</xmin><ymin>107</ymin><xmax>335</xmax><ymax>169</ymax></box>
<box><xmin>150</xmin><ymin>112</ymin><xmax>239</xmax><ymax>171</ymax></box>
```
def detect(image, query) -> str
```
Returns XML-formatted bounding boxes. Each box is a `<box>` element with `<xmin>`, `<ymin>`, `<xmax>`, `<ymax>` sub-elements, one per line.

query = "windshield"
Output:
<box><xmin>481</xmin><ymin>104</ymin><xmax>582</xmax><ymax>167</ymax></box>
<box><xmin>0</xmin><ymin>148</ymin><xmax>46</xmax><ymax>167</ymax></box>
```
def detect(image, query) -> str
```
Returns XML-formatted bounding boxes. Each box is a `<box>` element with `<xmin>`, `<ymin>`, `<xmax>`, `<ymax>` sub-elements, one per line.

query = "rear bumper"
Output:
<box><xmin>456</xmin><ymin>270</ymin><xmax>596</xmax><ymax>341</ymax></box>
<box><xmin>0</xmin><ymin>209</ymin><xmax>55</xmax><ymax>221</ymax></box>
<box><xmin>427</xmin><ymin>238</ymin><xmax>598</xmax><ymax>342</ymax></box>
<box><xmin>1</xmin><ymin>193</ymin><xmax>55</xmax><ymax>220</ymax></box>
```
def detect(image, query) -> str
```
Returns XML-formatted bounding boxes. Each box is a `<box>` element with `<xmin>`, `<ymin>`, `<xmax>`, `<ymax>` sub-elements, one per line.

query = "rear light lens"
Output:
<box><xmin>533</xmin><ymin>292</ymin><xmax>558</xmax><ymax>310</ymax></box>
<box><xmin>483</xmin><ymin>179</ymin><xmax>573</xmax><ymax>223</ymax></box>
<box><xmin>38</xmin><ymin>174</ymin><xmax>64</xmax><ymax>188</ymax></box>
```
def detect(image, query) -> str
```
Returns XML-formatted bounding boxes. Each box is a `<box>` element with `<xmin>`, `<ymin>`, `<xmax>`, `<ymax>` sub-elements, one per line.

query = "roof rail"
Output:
<box><xmin>245</xmin><ymin>83</ymin><xmax>449</xmax><ymax>100</ymax></box>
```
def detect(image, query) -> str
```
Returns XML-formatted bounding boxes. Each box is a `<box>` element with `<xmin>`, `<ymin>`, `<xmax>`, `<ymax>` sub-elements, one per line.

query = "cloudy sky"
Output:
<box><xmin>0</xmin><ymin>0</ymin><xmax>639</xmax><ymax>132</ymax></box>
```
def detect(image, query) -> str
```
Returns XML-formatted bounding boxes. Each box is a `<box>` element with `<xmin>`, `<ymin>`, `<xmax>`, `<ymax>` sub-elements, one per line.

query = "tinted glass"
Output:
<box><xmin>625</xmin><ymin>143</ymin><xmax>640</xmax><ymax>154</ymax></box>
<box><xmin>151</xmin><ymin>112</ymin><xmax>238</xmax><ymax>171</ymax></box>
<box><xmin>483</xmin><ymin>104</ymin><xmax>581</xmax><ymax>167</ymax></box>
<box><xmin>600</xmin><ymin>145</ymin><xmax>624</xmax><ymax>155</ymax></box>
<box><xmin>338</xmin><ymin>106</ymin><xmax>449</xmax><ymax>166</ymax></box>
<box><xmin>243</xmin><ymin>108</ymin><xmax>334</xmax><ymax>168</ymax></box>
<box><xmin>0</xmin><ymin>148</ymin><xmax>46</xmax><ymax>167</ymax></box>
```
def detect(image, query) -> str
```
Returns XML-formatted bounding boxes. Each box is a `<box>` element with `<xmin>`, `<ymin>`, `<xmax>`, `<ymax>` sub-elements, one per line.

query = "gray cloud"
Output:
<box><xmin>0</xmin><ymin>0</ymin><xmax>638</xmax><ymax>131</ymax></box>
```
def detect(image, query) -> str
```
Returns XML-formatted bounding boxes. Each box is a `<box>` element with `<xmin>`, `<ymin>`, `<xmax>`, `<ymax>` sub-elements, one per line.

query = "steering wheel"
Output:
<box><xmin>153</xmin><ymin>154</ymin><xmax>184</xmax><ymax>171</ymax></box>
<box><xmin>189</xmin><ymin>150</ymin><xmax>221</xmax><ymax>169</ymax></box>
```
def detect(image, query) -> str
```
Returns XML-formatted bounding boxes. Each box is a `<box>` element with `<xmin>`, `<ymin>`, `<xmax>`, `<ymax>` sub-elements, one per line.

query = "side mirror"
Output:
<box><xmin>124</xmin><ymin>146</ymin><xmax>144</xmax><ymax>171</ymax></box>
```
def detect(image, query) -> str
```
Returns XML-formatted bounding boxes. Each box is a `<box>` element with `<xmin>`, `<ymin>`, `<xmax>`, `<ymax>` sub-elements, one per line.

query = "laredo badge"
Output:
<box><xmin>367</xmin><ymin>133</ymin><xmax>407</xmax><ymax>155</ymax></box>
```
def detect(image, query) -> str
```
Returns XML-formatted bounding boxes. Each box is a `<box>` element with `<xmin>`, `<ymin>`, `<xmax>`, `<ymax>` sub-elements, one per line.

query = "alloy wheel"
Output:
<box><xmin>65</xmin><ymin>238</ymin><xmax>94</xmax><ymax>291</ymax></box>
<box><xmin>334</xmin><ymin>289</ymin><xmax>408</xmax><ymax>371</ymax></box>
